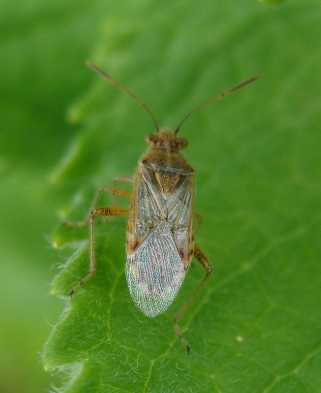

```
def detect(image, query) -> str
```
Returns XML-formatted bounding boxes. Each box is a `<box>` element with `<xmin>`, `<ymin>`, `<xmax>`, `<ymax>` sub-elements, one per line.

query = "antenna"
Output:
<box><xmin>86</xmin><ymin>60</ymin><xmax>159</xmax><ymax>132</ymax></box>
<box><xmin>174</xmin><ymin>75</ymin><xmax>261</xmax><ymax>135</ymax></box>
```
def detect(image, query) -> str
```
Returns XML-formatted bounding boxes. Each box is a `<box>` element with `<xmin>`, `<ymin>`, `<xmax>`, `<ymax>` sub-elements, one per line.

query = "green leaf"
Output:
<box><xmin>43</xmin><ymin>1</ymin><xmax>321</xmax><ymax>392</ymax></box>
<box><xmin>0</xmin><ymin>0</ymin><xmax>112</xmax><ymax>392</ymax></box>
<box><xmin>260</xmin><ymin>0</ymin><xmax>286</xmax><ymax>4</ymax></box>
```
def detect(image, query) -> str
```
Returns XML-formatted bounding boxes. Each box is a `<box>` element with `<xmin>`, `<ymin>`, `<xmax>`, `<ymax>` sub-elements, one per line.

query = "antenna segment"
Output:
<box><xmin>174</xmin><ymin>75</ymin><xmax>261</xmax><ymax>134</ymax></box>
<box><xmin>86</xmin><ymin>60</ymin><xmax>160</xmax><ymax>132</ymax></box>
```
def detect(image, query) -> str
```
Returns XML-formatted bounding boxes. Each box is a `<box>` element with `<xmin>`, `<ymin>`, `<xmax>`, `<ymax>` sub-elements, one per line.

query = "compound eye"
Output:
<box><xmin>177</xmin><ymin>138</ymin><xmax>188</xmax><ymax>149</ymax></box>
<box><xmin>145</xmin><ymin>134</ymin><xmax>157</xmax><ymax>146</ymax></box>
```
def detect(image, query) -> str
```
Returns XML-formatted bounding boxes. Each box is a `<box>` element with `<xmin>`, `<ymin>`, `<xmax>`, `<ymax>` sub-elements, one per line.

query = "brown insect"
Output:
<box><xmin>66</xmin><ymin>61</ymin><xmax>260</xmax><ymax>353</ymax></box>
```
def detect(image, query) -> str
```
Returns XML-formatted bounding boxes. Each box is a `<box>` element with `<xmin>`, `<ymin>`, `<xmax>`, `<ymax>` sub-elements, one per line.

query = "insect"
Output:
<box><xmin>66</xmin><ymin>61</ymin><xmax>260</xmax><ymax>353</ymax></box>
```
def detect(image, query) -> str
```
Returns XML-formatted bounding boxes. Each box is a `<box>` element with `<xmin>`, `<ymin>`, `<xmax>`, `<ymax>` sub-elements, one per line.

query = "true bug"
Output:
<box><xmin>66</xmin><ymin>61</ymin><xmax>260</xmax><ymax>353</ymax></box>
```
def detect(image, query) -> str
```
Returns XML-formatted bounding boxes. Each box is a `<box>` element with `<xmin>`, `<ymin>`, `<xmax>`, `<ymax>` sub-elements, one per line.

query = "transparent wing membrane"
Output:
<box><xmin>126</xmin><ymin>221</ymin><xmax>186</xmax><ymax>317</ymax></box>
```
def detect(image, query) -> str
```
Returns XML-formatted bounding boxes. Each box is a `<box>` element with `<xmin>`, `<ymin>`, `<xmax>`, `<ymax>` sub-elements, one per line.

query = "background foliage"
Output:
<box><xmin>1</xmin><ymin>0</ymin><xmax>321</xmax><ymax>392</ymax></box>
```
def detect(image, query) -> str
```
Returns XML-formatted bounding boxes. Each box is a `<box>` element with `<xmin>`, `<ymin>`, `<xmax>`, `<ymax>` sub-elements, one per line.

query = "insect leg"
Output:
<box><xmin>111</xmin><ymin>176</ymin><xmax>134</xmax><ymax>206</ymax></box>
<box><xmin>113</xmin><ymin>175</ymin><xmax>134</xmax><ymax>185</ymax></box>
<box><xmin>63</xmin><ymin>186</ymin><xmax>131</xmax><ymax>227</ymax></box>
<box><xmin>67</xmin><ymin>205</ymin><xmax>128</xmax><ymax>297</ymax></box>
<box><xmin>173</xmin><ymin>245</ymin><xmax>212</xmax><ymax>354</ymax></box>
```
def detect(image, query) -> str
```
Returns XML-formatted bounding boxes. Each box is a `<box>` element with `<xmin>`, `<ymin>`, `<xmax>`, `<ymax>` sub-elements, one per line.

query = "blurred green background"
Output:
<box><xmin>0</xmin><ymin>1</ymin><xmax>104</xmax><ymax>391</ymax></box>
<box><xmin>1</xmin><ymin>0</ymin><xmax>321</xmax><ymax>392</ymax></box>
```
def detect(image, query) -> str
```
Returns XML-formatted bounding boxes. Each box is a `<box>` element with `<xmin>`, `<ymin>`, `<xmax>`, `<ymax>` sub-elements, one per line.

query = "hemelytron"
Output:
<box><xmin>66</xmin><ymin>61</ymin><xmax>260</xmax><ymax>353</ymax></box>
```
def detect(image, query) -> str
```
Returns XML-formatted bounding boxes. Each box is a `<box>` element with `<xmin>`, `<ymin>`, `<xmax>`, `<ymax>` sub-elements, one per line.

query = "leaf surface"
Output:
<box><xmin>43</xmin><ymin>1</ymin><xmax>321</xmax><ymax>392</ymax></box>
